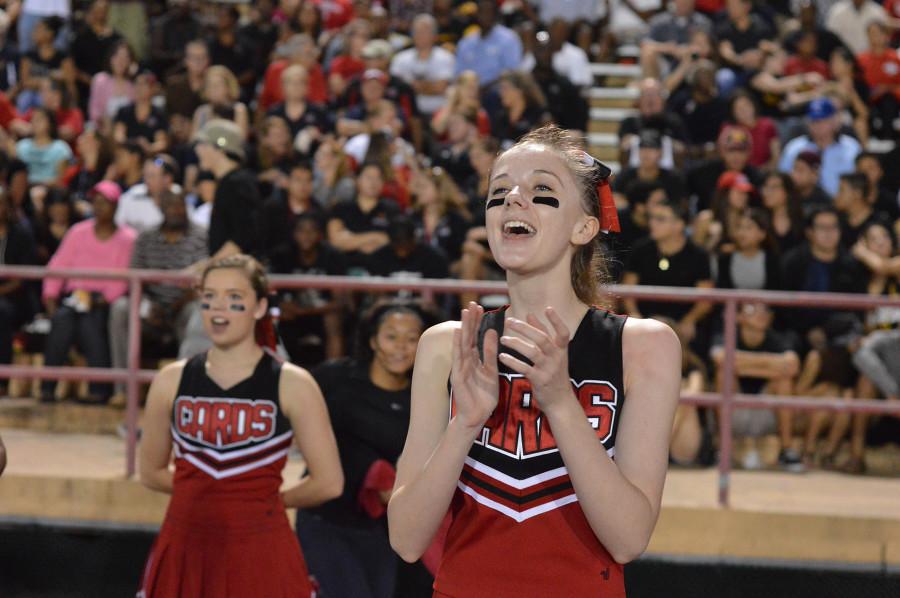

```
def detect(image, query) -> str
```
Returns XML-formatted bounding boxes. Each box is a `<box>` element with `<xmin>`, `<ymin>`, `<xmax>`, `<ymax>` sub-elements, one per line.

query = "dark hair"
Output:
<box><xmin>358</xmin><ymin>160</ymin><xmax>386</xmax><ymax>178</ymax></box>
<box><xmin>657</xmin><ymin>196</ymin><xmax>688</xmax><ymax>223</ymax></box>
<box><xmin>805</xmin><ymin>205</ymin><xmax>839</xmax><ymax>229</ymax></box>
<box><xmin>294</xmin><ymin>0</ymin><xmax>323</xmax><ymax>38</ymax></box>
<box><xmin>149</xmin><ymin>153</ymin><xmax>180</xmax><ymax>181</ymax></box>
<box><xmin>502</xmin><ymin>124</ymin><xmax>610</xmax><ymax>306</ymax></box>
<box><xmin>859</xmin><ymin>220</ymin><xmax>896</xmax><ymax>251</ymax></box>
<box><xmin>45</xmin><ymin>78</ymin><xmax>73</xmax><ymax>110</ymax></box>
<box><xmin>119</xmin><ymin>139</ymin><xmax>145</xmax><ymax>160</ymax></box>
<box><xmin>353</xmin><ymin>299</ymin><xmax>437</xmax><ymax>365</ymax></box>
<box><xmin>289</xmin><ymin>160</ymin><xmax>314</xmax><ymax>176</ymax></box>
<box><xmin>105</xmin><ymin>39</ymin><xmax>135</xmax><ymax>75</ymax></box>
<box><xmin>728</xmin><ymin>89</ymin><xmax>759</xmax><ymax>121</ymax></box>
<box><xmin>839</xmin><ymin>172</ymin><xmax>869</xmax><ymax>198</ymax></box>
<box><xmin>625</xmin><ymin>180</ymin><xmax>666</xmax><ymax>206</ymax></box>
<box><xmin>762</xmin><ymin>171</ymin><xmax>803</xmax><ymax>244</ymax></box>
<box><xmin>33</xmin><ymin>107</ymin><xmax>58</xmax><ymax>139</ymax></box>
<box><xmin>293</xmin><ymin>211</ymin><xmax>324</xmax><ymax>231</ymax></box>
<box><xmin>362</xmin><ymin>132</ymin><xmax>395</xmax><ymax>182</ymax></box>
<box><xmin>739</xmin><ymin>207</ymin><xmax>779</xmax><ymax>254</ymax></box>
<box><xmin>40</xmin><ymin>16</ymin><xmax>64</xmax><ymax>37</ymax></box>
<box><xmin>854</xmin><ymin>151</ymin><xmax>881</xmax><ymax>168</ymax></box>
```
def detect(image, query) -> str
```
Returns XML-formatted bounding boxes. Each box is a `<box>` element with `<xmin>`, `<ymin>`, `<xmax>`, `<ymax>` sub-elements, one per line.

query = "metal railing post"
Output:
<box><xmin>125</xmin><ymin>276</ymin><xmax>143</xmax><ymax>478</ymax></box>
<box><xmin>718</xmin><ymin>299</ymin><xmax>738</xmax><ymax>508</ymax></box>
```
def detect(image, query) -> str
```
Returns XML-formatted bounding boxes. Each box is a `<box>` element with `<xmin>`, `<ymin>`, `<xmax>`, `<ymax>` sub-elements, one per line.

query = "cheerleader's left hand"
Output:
<box><xmin>499</xmin><ymin>307</ymin><xmax>574</xmax><ymax>413</ymax></box>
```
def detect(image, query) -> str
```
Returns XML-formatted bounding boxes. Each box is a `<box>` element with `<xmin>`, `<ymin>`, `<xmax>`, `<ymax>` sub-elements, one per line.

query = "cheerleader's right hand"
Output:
<box><xmin>450</xmin><ymin>302</ymin><xmax>500</xmax><ymax>432</ymax></box>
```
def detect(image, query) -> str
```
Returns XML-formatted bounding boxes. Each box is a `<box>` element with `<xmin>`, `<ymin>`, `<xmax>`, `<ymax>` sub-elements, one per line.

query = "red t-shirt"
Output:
<box><xmin>329</xmin><ymin>55</ymin><xmax>366</xmax><ymax>82</ymax></box>
<box><xmin>0</xmin><ymin>91</ymin><xmax>16</xmax><ymax>128</ymax></box>
<box><xmin>258</xmin><ymin>60</ymin><xmax>328</xmax><ymax>112</ymax></box>
<box><xmin>312</xmin><ymin>0</ymin><xmax>353</xmax><ymax>31</ymax></box>
<box><xmin>22</xmin><ymin>107</ymin><xmax>85</xmax><ymax>139</ymax></box>
<box><xmin>858</xmin><ymin>49</ymin><xmax>900</xmax><ymax>101</ymax></box>
<box><xmin>784</xmin><ymin>56</ymin><xmax>830</xmax><ymax>79</ymax></box>
<box><xmin>724</xmin><ymin>119</ymin><xmax>778</xmax><ymax>167</ymax></box>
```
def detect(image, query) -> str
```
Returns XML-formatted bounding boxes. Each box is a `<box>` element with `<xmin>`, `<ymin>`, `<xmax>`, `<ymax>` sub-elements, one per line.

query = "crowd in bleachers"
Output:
<box><xmin>0</xmin><ymin>0</ymin><xmax>897</xmax><ymax>475</ymax></box>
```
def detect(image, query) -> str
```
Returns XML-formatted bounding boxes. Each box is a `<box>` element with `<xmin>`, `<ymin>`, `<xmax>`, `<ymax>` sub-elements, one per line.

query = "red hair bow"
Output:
<box><xmin>583</xmin><ymin>151</ymin><xmax>620</xmax><ymax>233</ymax></box>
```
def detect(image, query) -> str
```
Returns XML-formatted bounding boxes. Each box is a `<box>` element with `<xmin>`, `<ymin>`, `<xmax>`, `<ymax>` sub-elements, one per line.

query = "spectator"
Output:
<box><xmin>640</xmin><ymin>0</ymin><xmax>712</xmax><ymax>79</ymax></box>
<box><xmin>337</xmin><ymin>69</ymin><xmax>398</xmax><ymax>138</ymax></box>
<box><xmin>409</xmin><ymin>166</ymin><xmax>470</xmax><ymax>267</ymax></box>
<box><xmin>529</xmin><ymin>30</ymin><xmax>589</xmax><ymax>132</ymax></box>
<box><xmin>834</xmin><ymin>172</ymin><xmax>888</xmax><ymax>246</ymax></box>
<box><xmin>711</xmin><ymin>302</ymin><xmax>802</xmax><ymax>471</ymax></box>
<box><xmin>148</xmin><ymin>0</ymin><xmax>202</xmax><ymax>77</ymax></box>
<box><xmin>113</xmin><ymin>71</ymin><xmax>169</xmax><ymax>155</ymax></box>
<box><xmin>271</xmin><ymin>213</ymin><xmax>346</xmax><ymax>366</ymax></box>
<box><xmin>343</xmin><ymin>39</ymin><xmax>420</xmax><ymax>131</ymax></box>
<box><xmin>825</xmin><ymin>0</ymin><xmax>888</xmax><ymax>55</ymax></box>
<box><xmin>784</xmin><ymin>0</ymin><xmax>849</xmax><ymax>63</ymax></box>
<box><xmin>491</xmin><ymin>71</ymin><xmax>551</xmax><ymax>148</ymax></box>
<box><xmin>194</xmin><ymin>119</ymin><xmax>261</xmax><ymax>261</ymax></box>
<box><xmin>715</xmin><ymin>0</ymin><xmax>776</xmax><ymax>77</ymax></box>
<box><xmin>33</xmin><ymin>187</ymin><xmax>80</xmax><ymax>264</ymax></box>
<box><xmin>779</xmin><ymin>97</ymin><xmax>862</xmax><ymax>197</ymax></box>
<box><xmin>618</xmin><ymin>78</ymin><xmax>688</xmax><ymax>170</ymax></box>
<box><xmin>17</xmin><ymin>16</ymin><xmax>75</xmax><ymax>113</ymax></box>
<box><xmin>826</xmin><ymin>46</ymin><xmax>871</xmax><ymax>145</ymax></box>
<box><xmin>187</xmin><ymin>169</ymin><xmax>215</xmax><ymax>230</ymax></box>
<box><xmin>328</xmin><ymin>19</ymin><xmax>371</xmax><ymax>101</ymax></box>
<box><xmin>109</xmin><ymin>139</ymin><xmax>144</xmax><ymax>194</ymax></box>
<box><xmin>207</xmin><ymin>4</ymin><xmax>256</xmax><ymax>100</ymax></box>
<box><xmin>855</xmin><ymin>151</ymin><xmax>899</xmax><ymax>220</ymax></box>
<box><xmin>192</xmin><ymin>66</ymin><xmax>250</xmax><ymax>140</ymax></box>
<box><xmin>521</xmin><ymin>19</ymin><xmax>592</xmax><ymax>89</ymax></box>
<box><xmin>66</xmin><ymin>127</ymin><xmax>112</xmax><ymax>205</ymax></box>
<box><xmin>668</xmin><ymin>59</ymin><xmax>729</xmax><ymax>155</ymax></box>
<box><xmin>238</xmin><ymin>0</ymin><xmax>279</xmax><ymax>79</ymax></box>
<box><xmin>18</xmin><ymin>0</ymin><xmax>70</xmax><ymax>56</ymax></box>
<box><xmin>70</xmin><ymin>0</ymin><xmax>122</xmax><ymax>112</ymax></box>
<box><xmin>108</xmin><ymin>190</ymin><xmax>208</xmax><ymax>401</ymax></box>
<box><xmin>115</xmin><ymin>154</ymin><xmax>181</xmax><ymax>233</ymax></box>
<box><xmin>789</xmin><ymin>149</ymin><xmax>832</xmax><ymax>215</ymax></box>
<box><xmin>0</xmin><ymin>190</ymin><xmax>38</xmax><ymax>373</ymax></box>
<box><xmin>687</xmin><ymin>125</ymin><xmax>760</xmax><ymax>212</ymax></box>
<box><xmin>694</xmin><ymin>171</ymin><xmax>757</xmax><ymax>253</ymax></box>
<box><xmin>262</xmin><ymin>161</ymin><xmax>322</xmax><ymax>262</ymax></box>
<box><xmin>716</xmin><ymin>208</ymin><xmax>782</xmax><ymax>290</ymax></box>
<box><xmin>296</xmin><ymin>301</ymin><xmax>437</xmax><ymax>597</ymax></box>
<box><xmin>430</xmin><ymin>71</ymin><xmax>491</xmax><ymax>141</ymax></box>
<box><xmin>326</xmin><ymin>162</ymin><xmax>399</xmax><ymax>273</ymax></box>
<box><xmin>258</xmin><ymin>34</ymin><xmax>328</xmax><ymax>114</ymax></box>
<box><xmin>784</xmin><ymin>30</ymin><xmax>830</xmax><ymax>79</ymax></box>
<box><xmin>727</xmin><ymin>89</ymin><xmax>779</xmax><ymax>169</ymax></box>
<box><xmin>254</xmin><ymin>115</ymin><xmax>299</xmax><ymax>199</ymax></box>
<box><xmin>87</xmin><ymin>39</ymin><xmax>136</xmax><ymax>128</ymax></box>
<box><xmin>622</xmin><ymin>198</ymin><xmax>714</xmax><ymax>344</ymax></box>
<box><xmin>760</xmin><ymin>171</ymin><xmax>806</xmax><ymax>253</ymax></box>
<box><xmin>163</xmin><ymin>40</ymin><xmax>209</xmax><ymax>122</ymax></box>
<box><xmin>390</xmin><ymin>15</ymin><xmax>456</xmax><ymax>117</ymax></box>
<box><xmin>268</xmin><ymin>64</ymin><xmax>330</xmax><ymax>140</ymax></box>
<box><xmin>748</xmin><ymin>48</ymin><xmax>826</xmax><ymax>119</ymax></box>
<box><xmin>40</xmin><ymin>180</ymin><xmax>136</xmax><ymax>404</ymax></box>
<box><xmin>312</xmin><ymin>137</ymin><xmax>356</xmax><ymax>207</ymax></box>
<box><xmin>13</xmin><ymin>78</ymin><xmax>84</xmax><ymax>145</ymax></box>
<box><xmin>454</xmin><ymin>0</ymin><xmax>523</xmax><ymax>89</ymax></box>
<box><xmin>429</xmin><ymin>107</ymin><xmax>479</xmax><ymax>183</ymax></box>
<box><xmin>851</xmin><ymin>221</ymin><xmax>900</xmax><ymax>329</ymax></box>
<box><xmin>366</xmin><ymin>214</ymin><xmax>451</xmax><ymax>299</ymax></box>
<box><xmin>857</xmin><ymin>21</ymin><xmax>900</xmax><ymax>139</ymax></box>
<box><xmin>14</xmin><ymin>107</ymin><xmax>72</xmax><ymax>185</ymax></box>
<box><xmin>613</xmin><ymin>129</ymin><xmax>687</xmax><ymax>208</ymax></box>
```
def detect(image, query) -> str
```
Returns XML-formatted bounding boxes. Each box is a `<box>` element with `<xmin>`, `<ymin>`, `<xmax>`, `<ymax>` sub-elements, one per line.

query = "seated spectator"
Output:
<box><xmin>342</xmin><ymin>40</ymin><xmax>420</xmax><ymax>130</ymax></box>
<box><xmin>390</xmin><ymin>15</ymin><xmax>456</xmax><ymax>117</ymax></box>
<box><xmin>0</xmin><ymin>190</ymin><xmax>38</xmax><ymax>374</ymax></box>
<box><xmin>259</xmin><ymin>34</ymin><xmax>328</xmax><ymax>113</ymax></box>
<box><xmin>430</xmin><ymin>107</ymin><xmax>479</xmax><ymax>184</ymax></box>
<box><xmin>40</xmin><ymin>181</ymin><xmax>136</xmax><ymax>404</ymax></box>
<box><xmin>825</xmin><ymin>0</ymin><xmax>888</xmax><ymax>55</ymax></box>
<box><xmin>207</xmin><ymin>4</ymin><xmax>256</xmax><ymax>101</ymax></box>
<box><xmin>780</xmin><ymin>97</ymin><xmax>862</xmax><ymax>198</ymax></box>
<box><xmin>71</xmin><ymin>0</ymin><xmax>123</xmax><ymax>113</ymax></box>
<box><xmin>711</xmin><ymin>302</ymin><xmax>802</xmax><ymax>471</ymax></box>
<box><xmin>521</xmin><ymin>19</ymin><xmax>592</xmax><ymax>89</ymax></box>
<box><xmin>148</xmin><ymin>0</ymin><xmax>202</xmax><ymax>77</ymax></box>
<box><xmin>113</xmin><ymin>71</ymin><xmax>168</xmax><ymax>155</ymax></box>
<box><xmin>13</xmin><ymin>78</ymin><xmax>84</xmax><ymax>145</ymax></box>
<box><xmin>687</xmin><ymin>125</ymin><xmax>760</xmax><ymax>212</ymax></box>
<box><xmin>191</xmin><ymin>65</ymin><xmax>250</xmax><ymax>141</ymax></box>
<box><xmin>457</xmin><ymin>136</ymin><xmax>501</xmax><ymax>305</ymax></box>
<box><xmin>748</xmin><ymin>48</ymin><xmax>826</xmax><ymax>119</ymax></box>
<box><xmin>826</xmin><ymin>47</ymin><xmax>871</xmax><ymax>145</ymax></box>
<box><xmin>715</xmin><ymin>208</ymin><xmax>782</xmax><ymax>290</ymax></box>
<box><xmin>67</xmin><ymin>128</ymin><xmax>115</xmax><ymax>206</ymax></box>
<box><xmin>109</xmin><ymin>140</ymin><xmax>145</xmax><ymax>194</ymax></box>
<box><xmin>116</xmin><ymin>154</ymin><xmax>181</xmax><ymax>234</ymax></box>
<box><xmin>108</xmin><ymin>190</ymin><xmax>208</xmax><ymax>401</ymax></box>
<box><xmin>715</xmin><ymin>0</ymin><xmax>776</xmax><ymax>79</ymax></box>
<box><xmin>611</xmin><ymin>181</ymin><xmax>669</xmax><ymax>269</ymax></box>
<box><xmin>194</xmin><ymin>120</ymin><xmax>261</xmax><ymax>261</ymax></box>
<box><xmin>33</xmin><ymin>187</ymin><xmax>80</xmax><ymax>264</ymax></box>
<box><xmin>784</xmin><ymin>30</ymin><xmax>830</xmax><ymax>80</ymax></box>
<box><xmin>613</xmin><ymin>129</ymin><xmax>687</xmax><ymax>208</ymax></box>
<box><xmin>667</xmin><ymin>59</ymin><xmax>729</xmax><ymax>156</ymax></box>
<box><xmin>409</xmin><ymin>166</ymin><xmax>470</xmax><ymax>267</ymax></box>
<box><xmin>856</xmin><ymin>21</ymin><xmax>900</xmax><ymax>140</ymax></box>
<box><xmin>163</xmin><ymin>40</ymin><xmax>209</xmax><ymax>124</ymax></box>
<box><xmin>789</xmin><ymin>149</ymin><xmax>832</xmax><ymax>216</ymax></box>
<box><xmin>17</xmin><ymin>16</ymin><xmax>75</xmax><ymax>113</ymax></box>
<box><xmin>595</xmin><ymin>0</ymin><xmax>660</xmax><ymax>46</ymax></box>
<box><xmin>312</xmin><ymin>137</ymin><xmax>356</xmax><ymax>208</ymax></box>
<box><xmin>855</xmin><ymin>152</ymin><xmax>899</xmax><ymax>221</ymax></box>
<box><xmin>326</xmin><ymin>162</ymin><xmax>399</xmax><ymax>273</ymax></box>
<box><xmin>622</xmin><ymin>198</ymin><xmax>714</xmax><ymax>345</ymax></box>
<box><xmin>727</xmin><ymin>90</ymin><xmax>779</xmax><ymax>169</ymax></box>
<box><xmin>187</xmin><ymin>170</ymin><xmax>215</xmax><ymax>231</ymax></box>
<box><xmin>640</xmin><ymin>0</ymin><xmax>712</xmax><ymax>80</ymax></box>
<box><xmin>619</xmin><ymin>78</ymin><xmax>688</xmax><ymax>170</ymax></box>
<box><xmin>14</xmin><ymin>108</ymin><xmax>72</xmax><ymax>186</ymax></box>
<box><xmin>760</xmin><ymin>171</ymin><xmax>805</xmax><ymax>254</ymax></box>
<box><xmin>784</xmin><ymin>1</ymin><xmax>849</xmax><ymax>63</ymax></box>
<box><xmin>529</xmin><ymin>30</ymin><xmax>589</xmax><ymax>133</ymax></box>
<box><xmin>253</xmin><ymin>115</ymin><xmax>298</xmax><ymax>199</ymax></box>
<box><xmin>327</xmin><ymin>19</ymin><xmax>370</xmax><ymax>101</ymax></box>
<box><xmin>694</xmin><ymin>171</ymin><xmax>757</xmax><ymax>253</ymax></box>
<box><xmin>271</xmin><ymin>213</ymin><xmax>346</xmax><ymax>366</ymax></box>
<box><xmin>431</xmin><ymin>71</ymin><xmax>491</xmax><ymax>141</ymax></box>
<box><xmin>87</xmin><ymin>39</ymin><xmax>135</xmax><ymax>129</ymax></box>
<box><xmin>268</xmin><ymin>64</ymin><xmax>330</xmax><ymax>141</ymax></box>
<box><xmin>261</xmin><ymin>161</ymin><xmax>322</xmax><ymax>263</ymax></box>
<box><xmin>337</xmin><ymin>70</ymin><xmax>402</xmax><ymax>139</ymax></box>
<box><xmin>366</xmin><ymin>214</ymin><xmax>451</xmax><ymax>301</ymax></box>
<box><xmin>454</xmin><ymin>0</ymin><xmax>522</xmax><ymax>89</ymax></box>
<box><xmin>835</xmin><ymin>172</ymin><xmax>891</xmax><ymax>247</ymax></box>
<box><xmin>491</xmin><ymin>71</ymin><xmax>551</xmax><ymax>149</ymax></box>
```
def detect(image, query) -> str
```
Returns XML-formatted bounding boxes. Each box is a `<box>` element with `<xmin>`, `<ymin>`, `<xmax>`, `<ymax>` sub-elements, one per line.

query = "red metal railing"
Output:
<box><xmin>1</xmin><ymin>265</ymin><xmax>899</xmax><ymax>507</ymax></box>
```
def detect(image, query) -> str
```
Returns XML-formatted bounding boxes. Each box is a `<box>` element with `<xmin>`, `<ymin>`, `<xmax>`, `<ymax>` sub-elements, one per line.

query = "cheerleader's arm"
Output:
<box><xmin>139</xmin><ymin>361</ymin><xmax>185</xmax><ymax>493</ymax></box>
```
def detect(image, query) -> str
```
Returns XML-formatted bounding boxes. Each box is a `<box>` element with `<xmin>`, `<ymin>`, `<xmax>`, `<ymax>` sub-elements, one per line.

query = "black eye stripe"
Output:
<box><xmin>533</xmin><ymin>196</ymin><xmax>559</xmax><ymax>208</ymax></box>
<box><xmin>486</xmin><ymin>198</ymin><xmax>504</xmax><ymax>209</ymax></box>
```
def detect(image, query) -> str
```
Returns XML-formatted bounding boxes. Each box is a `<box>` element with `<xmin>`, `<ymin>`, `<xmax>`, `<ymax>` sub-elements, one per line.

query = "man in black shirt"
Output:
<box><xmin>261</xmin><ymin>161</ymin><xmax>322</xmax><ymax>263</ymax></box>
<box><xmin>716</xmin><ymin>0</ymin><xmax>775</xmax><ymax>75</ymax></box>
<box><xmin>613</xmin><ymin>129</ymin><xmax>686</xmax><ymax>207</ymax></box>
<box><xmin>622</xmin><ymin>198</ymin><xmax>714</xmax><ymax>344</ymax></box>
<box><xmin>367</xmin><ymin>214</ymin><xmax>450</xmax><ymax>299</ymax></box>
<box><xmin>790</xmin><ymin>150</ymin><xmax>832</xmax><ymax>217</ymax></box>
<box><xmin>193</xmin><ymin>119</ymin><xmax>261</xmax><ymax>261</ymax></box>
<box><xmin>687</xmin><ymin>125</ymin><xmax>761</xmax><ymax>213</ymax></box>
<box><xmin>834</xmin><ymin>172</ymin><xmax>889</xmax><ymax>248</ymax></box>
<box><xmin>531</xmin><ymin>33</ymin><xmax>588</xmax><ymax>132</ymax></box>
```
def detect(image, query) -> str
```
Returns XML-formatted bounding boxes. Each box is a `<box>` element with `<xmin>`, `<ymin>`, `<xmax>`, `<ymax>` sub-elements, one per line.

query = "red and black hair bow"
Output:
<box><xmin>582</xmin><ymin>152</ymin><xmax>620</xmax><ymax>234</ymax></box>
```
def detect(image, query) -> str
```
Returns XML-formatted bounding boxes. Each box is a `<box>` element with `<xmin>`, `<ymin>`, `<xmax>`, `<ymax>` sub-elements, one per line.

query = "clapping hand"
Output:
<box><xmin>450</xmin><ymin>303</ymin><xmax>500</xmax><ymax>431</ymax></box>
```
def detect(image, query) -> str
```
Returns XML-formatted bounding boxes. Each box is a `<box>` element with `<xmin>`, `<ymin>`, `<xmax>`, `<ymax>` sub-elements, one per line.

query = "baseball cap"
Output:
<box><xmin>362</xmin><ymin>39</ymin><xmax>393</xmax><ymax>60</ymax></box>
<box><xmin>638</xmin><ymin>129</ymin><xmax>662</xmax><ymax>149</ymax></box>
<box><xmin>807</xmin><ymin>97</ymin><xmax>836</xmax><ymax>121</ymax></box>
<box><xmin>716</xmin><ymin>171</ymin><xmax>754</xmax><ymax>193</ymax></box>
<box><xmin>90</xmin><ymin>180</ymin><xmax>122</xmax><ymax>203</ymax></box>
<box><xmin>718</xmin><ymin>125</ymin><xmax>752</xmax><ymax>152</ymax></box>
<box><xmin>194</xmin><ymin>119</ymin><xmax>245</xmax><ymax>162</ymax></box>
<box><xmin>362</xmin><ymin>68</ymin><xmax>389</xmax><ymax>85</ymax></box>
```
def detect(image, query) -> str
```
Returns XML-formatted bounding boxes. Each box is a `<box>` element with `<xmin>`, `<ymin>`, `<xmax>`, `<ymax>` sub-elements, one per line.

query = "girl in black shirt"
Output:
<box><xmin>296</xmin><ymin>300</ymin><xmax>437</xmax><ymax>598</ymax></box>
<box><xmin>760</xmin><ymin>171</ymin><xmax>805</xmax><ymax>255</ymax></box>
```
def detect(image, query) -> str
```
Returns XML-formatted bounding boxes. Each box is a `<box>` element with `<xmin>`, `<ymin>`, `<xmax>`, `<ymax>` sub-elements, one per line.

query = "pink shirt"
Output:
<box><xmin>88</xmin><ymin>72</ymin><xmax>135</xmax><ymax>125</ymax></box>
<box><xmin>42</xmin><ymin>220</ymin><xmax>137</xmax><ymax>303</ymax></box>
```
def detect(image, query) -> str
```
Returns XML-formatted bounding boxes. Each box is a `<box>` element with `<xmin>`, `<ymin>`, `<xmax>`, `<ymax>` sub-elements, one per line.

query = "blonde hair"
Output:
<box><xmin>413</xmin><ymin>167</ymin><xmax>469</xmax><ymax>218</ymax></box>
<box><xmin>203</xmin><ymin>65</ymin><xmax>240</xmax><ymax>103</ymax></box>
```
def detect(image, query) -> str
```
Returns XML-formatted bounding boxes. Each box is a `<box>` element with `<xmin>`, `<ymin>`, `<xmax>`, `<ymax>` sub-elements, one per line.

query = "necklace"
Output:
<box><xmin>658</xmin><ymin>257</ymin><xmax>670</xmax><ymax>271</ymax></box>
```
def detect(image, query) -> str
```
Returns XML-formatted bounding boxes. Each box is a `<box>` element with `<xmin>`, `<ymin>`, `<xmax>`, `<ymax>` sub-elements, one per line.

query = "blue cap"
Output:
<box><xmin>807</xmin><ymin>97</ymin><xmax>836</xmax><ymax>121</ymax></box>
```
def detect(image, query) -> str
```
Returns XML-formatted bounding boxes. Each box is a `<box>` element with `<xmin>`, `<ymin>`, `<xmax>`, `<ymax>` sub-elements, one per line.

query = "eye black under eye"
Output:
<box><xmin>486</xmin><ymin>198</ymin><xmax>504</xmax><ymax>209</ymax></box>
<box><xmin>533</xmin><ymin>196</ymin><xmax>559</xmax><ymax>208</ymax></box>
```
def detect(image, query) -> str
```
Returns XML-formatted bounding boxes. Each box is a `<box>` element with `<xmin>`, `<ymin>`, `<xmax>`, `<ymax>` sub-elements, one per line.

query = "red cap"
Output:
<box><xmin>716</xmin><ymin>171</ymin><xmax>754</xmax><ymax>193</ymax></box>
<box><xmin>90</xmin><ymin>180</ymin><xmax>122</xmax><ymax>203</ymax></box>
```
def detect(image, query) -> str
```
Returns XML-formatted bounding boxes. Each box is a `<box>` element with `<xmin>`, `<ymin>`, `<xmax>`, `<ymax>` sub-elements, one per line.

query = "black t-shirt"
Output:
<box><xmin>613</xmin><ymin>167</ymin><xmax>687</xmax><ymax>204</ymax></box>
<box><xmin>260</xmin><ymin>195</ymin><xmax>323</xmax><ymax>261</ymax></box>
<box><xmin>535</xmin><ymin>71</ymin><xmax>589</xmax><ymax>131</ymax></box>
<box><xmin>327</xmin><ymin>198</ymin><xmax>400</xmax><ymax>270</ymax></box>
<box><xmin>624</xmin><ymin>237</ymin><xmax>712</xmax><ymax>320</ymax></box>
<box><xmin>114</xmin><ymin>104</ymin><xmax>168</xmax><ymax>144</ymax></box>
<box><xmin>23</xmin><ymin>48</ymin><xmax>66</xmax><ymax>80</ymax></box>
<box><xmin>687</xmin><ymin>160</ymin><xmax>762</xmax><ymax>212</ymax></box>
<box><xmin>412</xmin><ymin>209</ymin><xmax>469</xmax><ymax>264</ymax></box>
<box><xmin>735</xmin><ymin>330</ymin><xmax>787</xmax><ymax>394</ymax></box>
<box><xmin>271</xmin><ymin>242</ymin><xmax>347</xmax><ymax>305</ymax></box>
<box><xmin>491</xmin><ymin>105</ymin><xmax>551</xmax><ymax>147</ymax></box>
<box><xmin>70</xmin><ymin>27</ymin><xmax>122</xmax><ymax>76</ymax></box>
<box><xmin>366</xmin><ymin>242</ymin><xmax>450</xmax><ymax>281</ymax></box>
<box><xmin>209</xmin><ymin>168</ymin><xmax>262</xmax><ymax>257</ymax></box>
<box><xmin>666</xmin><ymin>92</ymin><xmax>730</xmax><ymax>147</ymax></box>
<box><xmin>305</xmin><ymin>358</ymin><xmax>412</xmax><ymax>529</ymax></box>
<box><xmin>715</xmin><ymin>15</ymin><xmax>774</xmax><ymax>57</ymax></box>
<box><xmin>430</xmin><ymin>144</ymin><xmax>475</xmax><ymax>184</ymax></box>
<box><xmin>783</xmin><ymin>27</ymin><xmax>848</xmax><ymax>62</ymax></box>
<box><xmin>618</xmin><ymin>113</ymin><xmax>688</xmax><ymax>143</ymax></box>
<box><xmin>267</xmin><ymin>102</ymin><xmax>331</xmax><ymax>139</ymax></box>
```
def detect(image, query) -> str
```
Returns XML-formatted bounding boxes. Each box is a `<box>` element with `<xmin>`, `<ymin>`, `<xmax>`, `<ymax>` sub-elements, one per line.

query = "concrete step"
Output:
<box><xmin>0</xmin><ymin>398</ymin><xmax>127</xmax><ymax>435</ymax></box>
<box><xmin>590</xmin><ymin>62</ymin><xmax>643</xmax><ymax>79</ymax></box>
<box><xmin>588</xmin><ymin>119</ymin><xmax>621</xmax><ymax>134</ymax></box>
<box><xmin>590</xmin><ymin>107</ymin><xmax>637</xmax><ymax>123</ymax></box>
<box><xmin>586</xmin><ymin>87</ymin><xmax>640</xmax><ymax>101</ymax></box>
<box><xmin>587</xmin><ymin>132</ymin><xmax>618</xmax><ymax>147</ymax></box>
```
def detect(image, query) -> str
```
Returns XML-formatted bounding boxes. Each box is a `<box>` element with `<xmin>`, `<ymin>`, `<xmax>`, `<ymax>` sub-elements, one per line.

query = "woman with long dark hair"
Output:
<box><xmin>760</xmin><ymin>170</ymin><xmax>804</xmax><ymax>254</ymax></box>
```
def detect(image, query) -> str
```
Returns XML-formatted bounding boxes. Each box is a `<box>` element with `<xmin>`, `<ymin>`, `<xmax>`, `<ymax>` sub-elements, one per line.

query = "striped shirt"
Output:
<box><xmin>131</xmin><ymin>225</ymin><xmax>207</xmax><ymax>307</ymax></box>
